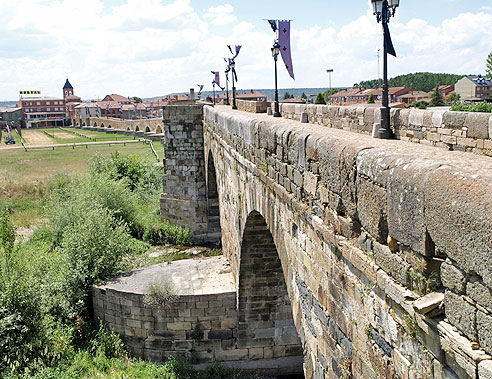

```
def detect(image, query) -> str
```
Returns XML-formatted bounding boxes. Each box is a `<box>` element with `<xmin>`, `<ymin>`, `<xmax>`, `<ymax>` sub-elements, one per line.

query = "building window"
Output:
<box><xmin>37</xmin><ymin>102</ymin><xmax>40</xmax><ymax>105</ymax></box>
<box><xmin>26</xmin><ymin>109</ymin><xmax>29</xmax><ymax>112</ymax></box>
<box><xmin>38</xmin><ymin>108</ymin><xmax>41</xmax><ymax>112</ymax></box>
<box><xmin>47</xmin><ymin>108</ymin><xmax>50</xmax><ymax>111</ymax></box>
<box><xmin>47</xmin><ymin>101</ymin><xmax>50</xmax><ymax>105</ymax></box>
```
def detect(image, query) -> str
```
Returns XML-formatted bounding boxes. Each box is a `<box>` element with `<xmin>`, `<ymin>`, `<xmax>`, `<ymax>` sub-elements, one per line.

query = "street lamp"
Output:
<box><xmin>326</xmin><ymin>69</ymin><xmax>334</xmax><ymax>104</ymax></box>
<box><xmin>372</xmin><ymin>0</ymin><xmax>400</xmax><ymax>139</ymax></box>
<box><xmin>225</xmin><ymin>67</ymin><xmax>230</xmax><ymax>106</ymax></box>
<box><xmin>271</xmin><ymin>40</ymin><xmax>281</xmax><ymax>117</ymax></box>
<box><xmin>230</xmin><ymin>61</ymin><xmax>237</xmax><ymax>110</ymax></box>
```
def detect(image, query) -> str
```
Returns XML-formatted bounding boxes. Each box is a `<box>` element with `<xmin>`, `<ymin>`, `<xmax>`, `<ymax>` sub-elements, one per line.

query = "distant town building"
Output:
<box><xmin>455</xmin><ymin>75</ymin><xmax>492</xmax><ymax>101</ymax></box>
<box><xmin>63</xmin><ymin>78</ymin><xmax>81</xmax><ymax>120</ymax></box>
<box><xmin>0</xmin><ymin>107</ymin><xmax>23</xmax><ymax>126</ymax></box>
<box><xmin>18</xmin><ymin>96</ymin><xmax>66</xmax><ymax>128</ymax></box>
<box><xmin>397</xmin><ymin>91</ymin><xmax>431</xmax><ymax>104</ymax></box>
<box><xmin>103</xmin><ymin>94</ymin><xmax>134</xmax><ymax>105</ymax></box>
<box><xmin>331</xmin><ymin>87</ymin><xmax>412</xmax><ymax>105</ymax></box>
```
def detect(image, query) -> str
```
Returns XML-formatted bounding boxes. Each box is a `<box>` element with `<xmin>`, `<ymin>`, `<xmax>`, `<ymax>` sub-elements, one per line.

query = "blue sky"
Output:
<box><xmin>0</xmin><ymin>0</ymin><xmax>491</xmax><ymax>100</ymax></box>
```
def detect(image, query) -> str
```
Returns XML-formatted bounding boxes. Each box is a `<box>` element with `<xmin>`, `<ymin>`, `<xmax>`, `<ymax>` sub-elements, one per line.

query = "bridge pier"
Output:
<box><xmin>160</xmin><ymin>105</ymin><xmax>220</xmax><ymax>245</ymax></box>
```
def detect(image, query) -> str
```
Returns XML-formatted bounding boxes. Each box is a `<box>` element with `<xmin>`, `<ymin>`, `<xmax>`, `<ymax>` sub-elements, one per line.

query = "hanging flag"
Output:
<box><xmin>227</xmin><ymin>45</ymin><xmax>233</xmax><ymax>55</ymax></box>
<box><xmin>151</xmin><ymin>101</ymin><xmax>154</xmax><ymax>112</ymax></box>
<box><xmin>198</xmin><ymin>84</ymin><xmax>204</xmax><ymax>93</ymax></box>
<box><xmin>96</xmin><ymin>103</ymin><xmax>99</xmax><ymax>115</ymax></box>
<box><xmin>214</xmin><ymin>71</ymin><xmax>220</xmax><ymax>87</ymax></box>
<box><xmin>278</xmin><ymin>20</ymin><xmax>295</xmax><ymax>80</ymax></box>
<box><xmin>120</xmin><ymin>103</ymin><xmax>123</xmax><ymax>113</ymax></box>
<box><xmin>106</xmin><ymin>103</ymin><xmax>110</xmax><ymax>112</ymax></box>
<box><xmin>234</xmin><ymin>45</ymin><xmax>241</xmax><ymax>58</ymax></box>
<box><xmin>383</xmin><ymin>23</ymin><xmax>396</xmax><ymax>57</ymax></box>
<box><xmin>267</xmin><ymin>20</ymin><xmax>277</xmax><ymax>32</ymax></box>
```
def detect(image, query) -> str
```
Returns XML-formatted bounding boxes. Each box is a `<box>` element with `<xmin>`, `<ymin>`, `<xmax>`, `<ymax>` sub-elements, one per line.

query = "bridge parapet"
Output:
<box><xmin>203</xmin><ymin>105</ymin><xmax>492</xmax><ymax>378</ymax></box>
<box><xmin>280</xmin><ymin>103</ymin><xmax>492</xmax><ymax>157</ymax></box>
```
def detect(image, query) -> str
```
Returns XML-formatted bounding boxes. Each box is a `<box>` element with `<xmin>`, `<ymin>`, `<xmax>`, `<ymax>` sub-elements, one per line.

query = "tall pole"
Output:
<box><xmin>225</xmin><ymin>72</ymin><xmax>230</xmax><ymax>105</ymax></box>
<box><xmin>376</xmin><ymin>0</ymin><xmax>393</xmax><ymax>139</ymax></box>
<box><xmin>231</xmin><ymin>64</ymin><xmax>237</xmax><ymax>110</ymax></box>
<box><xmin>212</xmin><ymin>81</ymin><xmax>216</xmax><ymax>105</ymax></box>
<box><xmin>273</xmin><ymin>51</ymin><xmax>280</xmax><ymax>117</ymax></box>
<box><xmin>327</xmin><ymin>69</ymin><xmax>333</xmax><ymax>104</ymax></box>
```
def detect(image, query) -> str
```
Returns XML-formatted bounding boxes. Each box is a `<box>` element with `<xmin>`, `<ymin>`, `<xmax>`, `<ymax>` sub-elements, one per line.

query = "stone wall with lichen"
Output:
<box><xmin>204</xmin><ymin>105</ymin><xmax>492</xmax><ymax>378</ymax></box>
<box><xmin>279</xmin><ymin>103</ymin><xmax>492</xmax><ymax>157</ymax></box>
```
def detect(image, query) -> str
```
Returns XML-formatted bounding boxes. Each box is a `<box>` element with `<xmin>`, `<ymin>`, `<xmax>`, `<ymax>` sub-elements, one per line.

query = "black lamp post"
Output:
<box><xmin>212</xmin><ymin>80</ymin><xmax>216</xmax><ymax>105</ymax></box>
<box><xmin>372</xmin><ymin>0</ymin><xmax>400</xmax><ymax>139</ymax></box>
<box><xmin>230</xmin><ymin>61</ymin><xmax>237</xmax><ymax>110</ymax></box>
<box><xmin>271</xmin><ymin>40</ymin><xmax>281</xmax><ymax>117</ymax></box>
<box><xmin>225</xmin><ymin>68</ymin><xmax>230</xmax><ymax>106</ymax></box>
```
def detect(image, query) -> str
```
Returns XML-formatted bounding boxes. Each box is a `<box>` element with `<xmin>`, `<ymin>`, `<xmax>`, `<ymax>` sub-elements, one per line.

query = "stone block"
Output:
<box><xmin>477</xmin><ymin>311</ymin><xmax>492</xmax><ymax>354</ymax></box>
<box><xmin>304</xmin><ymin>171</ymin><xmax>318</xmax><ymax>196</ymax></box>
<box><xmin>479</xmin><ymin>360</ymin><xmax>492</xmax><ymax>379</ymax></box>
<box><xmin>373</xmin><ymin>241</ymin><xmax>409</xmax><ymax>286</ymax></box>
<box><xmin>207</xmin><ymin>329</ymin><xmax>233</xmax><ymax>340</ymax></box>
<box><xmin>441</xmin><ymin>261</ymin><xmax>467</xmax><ymax>294</ymax></box>
<box><xmin>356</xmin><ymin>176</ymin><xmax>388</xmax><ymax>243</ymax></box>
<box><xmin>393</xmin><ymin>348</ymin><xmax>411</xmax><ymax>379</ymax></box>
<box><xmin>442</xmin><ymin>111</ymin><xmax>467</xmax><ymax>130</ymax></box>
<box><xmin>413</xmin><ymin>291</ymin><xmax>444</xmax><ymax>315</ymax></box>
<box><xmin>465</xmin><ymin>113</ymin><xmax>490</xmax><ymax>139</ymax></box>
<box><xmin>424</xmin><ymin>168</ymin><xmax>492</xmax><ymax>286</ymax></box>
<box><xmin>467</xmin><ymin>278</ymin><xmax>492</xmax><ymax>313</ymax></box>
<box><xmin>444</xmin><ymin>291</ymin><xmax>477</xmax><ymax>341</ymax></box>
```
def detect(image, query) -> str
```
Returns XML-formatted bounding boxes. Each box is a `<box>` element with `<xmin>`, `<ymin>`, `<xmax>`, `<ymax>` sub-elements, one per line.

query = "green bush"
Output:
<box><xmin>315</xmin><ymin>92</ymin><xmax>326</xmax><ymax>104</ymax></box>
<box><xmin>142</xmin><ymin>219</ymin><xmax>193</xmax><ymax>246</ymax></box>
<box><xmin>407</xmin><ymin>100</ymin><xmax>429</xmax><ymax>109</ymax></box>
<box><xmin>451</xmin><ymin>101</ymin><xmax>492</xmax><ymax>113</ymax></box>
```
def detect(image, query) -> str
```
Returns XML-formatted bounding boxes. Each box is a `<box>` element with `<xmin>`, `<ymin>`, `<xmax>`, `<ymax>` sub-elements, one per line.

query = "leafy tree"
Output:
<box><xmin>315</xmin><ymin>92</ymin><xmax>326</xmax><ymax>105</ymax></box>
<box><xmin>446</xmin><ymin>92</ymin><xmax>460</xmax><ymax>104</ymax></box>
<box><xmin>131</xmin><ymin>96</ymin><xmax>143</xmax><ymax>103</ymax></box>
<box><xmin>354</xmin><ymin>73</ymin><xmax>462</xmax><ymax>92</ymax></box>
<box><xmin>283</xmin><ymin>92</ymin><xmax>293</xmax><ymax>100</ymax></box>
<box><xmin>301</xmin><ymin>92</ymin><xmax>307</xmax><ymax>99</ymax></box>
<box><xmin>367</xmin><ymin>94</ymin><xmax>375</xmax><ymax>104</ymax></box>
<box><xmin>429</xmin><ymin>86</ymin><xmax>445</xmax><ymax>107</ymax></box>
<box><xmin>487</xmin><ymin>52</ymin><xmax>492</xmax><ymax>78</ymax></box>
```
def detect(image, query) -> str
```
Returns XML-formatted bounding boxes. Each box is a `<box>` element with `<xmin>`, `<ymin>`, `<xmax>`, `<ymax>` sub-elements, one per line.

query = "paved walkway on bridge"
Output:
<box><xmin>214</xmin><ymin>105</ymin><xmax>492</xmax><ymax>175</ymax></box>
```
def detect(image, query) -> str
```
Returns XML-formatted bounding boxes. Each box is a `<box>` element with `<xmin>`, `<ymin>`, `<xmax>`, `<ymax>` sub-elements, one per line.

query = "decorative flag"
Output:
<box><xmin>120</xmin><ymin>103</ymin><xmax>123</xmax><ymax>113</ymax></box>
<box><xmin>213</xmin><ymin>71</ymin><xmax>220</xmax><ymax>87</ymax></box>
<box><xmin>106</xmin><ymin>103</ymin><xmax>110</xmax><ymax>112</ymax></box>
<box><xmin>134</xmin><ymin>103</ymin><xmax>138</xmax><ymax>114</ymax></box>
<box><xmin>382</xmin><ymin>1</ymin><xmax>397</xmax><ymax>57</ymax></box>
<box><xmin>198</xmin><ymin>84</ymin><xmax>204</xmax><ymax>93</ymax></box>
<box><xmin>235</xmin><ymin>45</ymin><xmax>241</xmax><ymax>58</ymax></box>
<box><xmin>268</xmin><ymin>20</ymin><xmax>277</xmax><ymax>32</ymax></box>
<box><xmin>278</xmin><ymin>20</ymin><xmax>295</xmax><ymax>80</ymax></box>
<box><xmin>227</xmin><ymin>45</ymin><xmax>233</xmax><ymax>55</ymax></box>
<box><xmin>96</xmin><ymin>103</ymin><xmax>99</xmax><ymax>115</ymax></box>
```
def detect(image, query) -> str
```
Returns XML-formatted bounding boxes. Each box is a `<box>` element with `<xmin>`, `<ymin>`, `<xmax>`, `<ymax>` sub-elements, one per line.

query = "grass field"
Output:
<box><xmin>0</xmin><ymin>139</ymin><xmax>162</xmax><ymax>227</ymax></box>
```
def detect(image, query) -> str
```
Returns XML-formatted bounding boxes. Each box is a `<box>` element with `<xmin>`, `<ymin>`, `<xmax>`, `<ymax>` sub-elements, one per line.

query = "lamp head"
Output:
<box><xmin>271</xmin><ymin>41</ymin><xmax>280</xmax><ymax>58</ymax></box>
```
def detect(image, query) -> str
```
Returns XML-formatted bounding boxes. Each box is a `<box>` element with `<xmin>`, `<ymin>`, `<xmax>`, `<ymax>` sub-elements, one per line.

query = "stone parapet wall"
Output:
<box><xmin>280</xmin><ymin>103</ymin><xmax>492</xmax><ymax>157</ymax></box>
<box><xmin>236</xmin><ymin>100</ymin><xmax>270</xmax><ymax>113</ymax></box>
<box><xmin>203</xmin><ymin>105</ymin><xmax>492</xmax><ymax>378</ymax></box>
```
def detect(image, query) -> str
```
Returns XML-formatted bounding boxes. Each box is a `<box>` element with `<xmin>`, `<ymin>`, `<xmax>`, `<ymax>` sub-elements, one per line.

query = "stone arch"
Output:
<box><xmin>145</xmin><ymin>125</ymin><xmax>151</xmax><ymax>132</ymax></box>
<box><xmin>93</xmin><ymin>122</ymin><xmax>98</xmax><ymax>127</ymax></box>
<box><xmin>100</xmin><ymin>123</ymin><xmax>105</xmax><ymax>128</ymax></box>
<box><xmin>238</xmin><ymin>211</ymin><xmax>303</xmax><ymax>374</ymax></box>
<box><xmin>126</xmin><ymin>126</ymin><xmax>131</xmax><ymax>131</ymax></box>
<box><xmin>107</xmin><ymin>124</ymin><xmax>111</xmax><ymax>129</ymax></box>
<box><xmin>155</xmin><ymin>125</ymin><xmax>162</xmax><ymax>134</ymax></box>
<box><xmin>82</xmin><ymin>122</ymin><xmax>86</xmax><ymax>126</ymax></box>
<box><xmin>206</xmin><ymin>151</ymin><xmax>221</xmax><ymax>246</ymax></box>
<box><xmin>135</xmin><ymin>126</ymin><xmax>140</xmax><ymax>131</ymax></box>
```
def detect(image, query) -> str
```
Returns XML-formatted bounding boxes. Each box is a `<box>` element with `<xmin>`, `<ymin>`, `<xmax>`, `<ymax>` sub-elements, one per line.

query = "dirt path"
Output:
<box><xmin>23</xmin><ymin>131</ymin><xmax>55</xmax><ymax>146</ymax></box>
<box><xmin>52</xmin><ymin>131</ymin><xmax>77</xmax><ymax>140</ymax></box>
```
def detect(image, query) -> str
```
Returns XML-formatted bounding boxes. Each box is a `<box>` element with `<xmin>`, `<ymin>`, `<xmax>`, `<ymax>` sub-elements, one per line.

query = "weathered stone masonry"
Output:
<box><xmin>280</xmin><ymin>103</ymin><xmax>492</xmax><ymax>157</ymax></box>
<box><xmin>203</xmin><ymin>105</ymin><xmax>492</xmax><ymax>378</ymax></box>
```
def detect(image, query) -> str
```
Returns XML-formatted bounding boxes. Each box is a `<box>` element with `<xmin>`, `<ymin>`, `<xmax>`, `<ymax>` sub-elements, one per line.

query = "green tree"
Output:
<box><xmin>283</xmin><ymin>92</ymin><xmax>293</xmax><ymax>100</ymax></box>
<box><xmin>132</xmin><ymin>96</ymin><xmax>143</xmax><ymax>103</ymax></box>
<box><xmin>315</xmin><ymin>92</ymin><xmax>326</xmax><ymax>105</ymax></box>
<box><xmin>300</xmin><ymin>92</ymin><xmax>307</xmax><ymax>99</ymax></box>
<box><xmin>429</xmin><ymin>86</ymin><xmax>445</xmax><ymax>107</ymax></box>
<box><xmin>486</xmin><ymin>53</ymin><xmax>492</xmax><ymax>78</ymax></box>
<box><xmin>446</xmin><ymin>92</ymin><xmax>460</xmax><ymax>104</ymax></box>
<box><xmin>367</xmin><ymin>94</ymin><xmax>375</xmax><ymax>104</ymax></box>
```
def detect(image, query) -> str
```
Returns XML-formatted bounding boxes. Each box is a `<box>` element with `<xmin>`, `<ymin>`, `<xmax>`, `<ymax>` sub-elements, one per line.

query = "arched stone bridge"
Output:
<box><xmin>157</xmin><ymin>104</ymin><xmax>492</xmax><ymax>378</ymax></box>
<box><xmin>73</xmin><ymin>116</ymin><xmax>164</xmax><ymax>135</ymax></box>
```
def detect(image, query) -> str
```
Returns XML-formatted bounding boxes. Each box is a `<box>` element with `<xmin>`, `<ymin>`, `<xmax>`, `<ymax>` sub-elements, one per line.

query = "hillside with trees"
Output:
<box><xmin>353</xmin><ymin>72</ymin><xmax>464</xmax><ymax>92</ymax></box>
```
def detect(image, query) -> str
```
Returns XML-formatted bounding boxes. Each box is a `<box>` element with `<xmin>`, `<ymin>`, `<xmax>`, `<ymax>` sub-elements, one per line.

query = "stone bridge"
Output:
<box><xmin>73</xmin><ymin>116</ymin><xmax>164</xmax><ymax>135</ymax></box>
<box><xmin>99</xmin><ymin>104</ymin><xmax>492</xmax><ymax>378</ymax></box>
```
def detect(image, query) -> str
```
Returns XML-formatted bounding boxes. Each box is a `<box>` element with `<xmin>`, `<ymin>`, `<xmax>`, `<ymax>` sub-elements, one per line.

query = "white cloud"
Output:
<box><xmin>203</xmin><ymin>4</ymin><xmax>237</xmax><ymax>26</ymax></box>
<box><xmin>0</xmin><ymin>0</ymin><xmax>491</xmax><ymax>100</ymax></box>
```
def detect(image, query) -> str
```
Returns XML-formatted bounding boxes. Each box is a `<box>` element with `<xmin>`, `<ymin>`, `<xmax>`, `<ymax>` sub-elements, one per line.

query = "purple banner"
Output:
<box><xmin>235</xmin><ymin>45</ymin><xmax>241</xmax><ymax>58</ymax></box>
<box><xmin>278</xmin><ymin>20</ymin><xmax>295</xmax><ymax>80</ymax></box>
<box><xmin>215</xmin><ymin>71</ymin><xmax>220</xmax><ymax>87</ymax></box>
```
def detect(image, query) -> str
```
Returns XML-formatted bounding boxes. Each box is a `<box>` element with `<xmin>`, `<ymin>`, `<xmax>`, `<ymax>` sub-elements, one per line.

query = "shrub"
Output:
<box><xmin>367</xmin><ymin>93</ymin><xmax>375</xmax><ymax>104</ymax></box>
<box><xmin>142</xmin><ymin>218</ymin><xmax>194</xmax><ymax>246</ymax></box>
<box><xmin>407</xmin><ymin>100</ymin><xmax>429</xmax><ymax>109</ymax></box>
<box><xmin>315</xmin><ymin>92</ymin><xmax>326</xmax><ymax>104</ymax></box>
<box><xmin>143</xmin><ymin>282</ymin><xmax>179</xmax><ymax>309</ymax></box>
<box><xmin>90</xmin><ymin>322</ymin><xmax>126</xmax><ymax>359</ymax></box>
<box><xmin>451</xmin><ymin>101</ymin><xmax>492</xmax><ymax>113</ymax></box>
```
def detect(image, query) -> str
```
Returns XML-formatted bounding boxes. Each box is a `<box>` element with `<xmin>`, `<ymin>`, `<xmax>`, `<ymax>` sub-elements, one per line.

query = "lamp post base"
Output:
<box><xmin>232</xmin><ymin>105</ymin><xmax>237</xmax><ymax>110</ymax></box>
<box><xmin>374</xmin><ymin>127</ymin><xmax>393</xmax><ymax>139</ymax></box>
<box><xmin>273</xmin><ymin>112</ymin><xmax>281</xmax><ymax>117</ymax></box>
